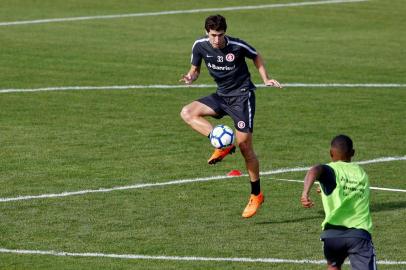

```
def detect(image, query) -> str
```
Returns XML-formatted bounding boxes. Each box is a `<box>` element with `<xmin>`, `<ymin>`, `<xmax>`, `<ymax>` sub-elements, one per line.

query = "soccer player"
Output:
<box><xmin>180</xmin><ymin>14</ymin><xmax>282</xmax><ymax>218</ymax></box>
<box><xmin>300</xmin><ymin>135</ymin><xmax>377</xmax><ymax>270</ymax></box>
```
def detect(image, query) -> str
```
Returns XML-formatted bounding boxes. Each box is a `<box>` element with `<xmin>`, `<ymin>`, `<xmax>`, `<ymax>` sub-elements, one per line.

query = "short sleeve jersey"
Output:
<box><xmin>191</xmin><ymin>35</ymin><xmax>258</xmax><ymax>96</ymax></box>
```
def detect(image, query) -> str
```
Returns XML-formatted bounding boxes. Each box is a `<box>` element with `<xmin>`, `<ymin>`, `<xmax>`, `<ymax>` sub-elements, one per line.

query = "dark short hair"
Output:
<box><xmin>331</xmin><ymin>134</ymin><xmax>353</xmax><ymax>155</ymax></box>
<box><xmin>205</xmin><ymin>14</ymin><xmax>227</xmax><ymax>32</ymax></box>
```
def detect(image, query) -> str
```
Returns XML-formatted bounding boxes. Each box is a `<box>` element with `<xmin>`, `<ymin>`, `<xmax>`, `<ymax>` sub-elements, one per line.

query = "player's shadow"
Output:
<box><xmin>256</xmin><ymin>214</ymin><xmax>324</xmax><ymax>225</ymax></box>
<box><xmin>256</xmin><ymin>201</ymin><xmax>406</xmax><ymax>225</ymax></box>
<box><xmin>370</xmin><ymin>200</ymin><xmax>406</xmax><ymax>212</ymax></box>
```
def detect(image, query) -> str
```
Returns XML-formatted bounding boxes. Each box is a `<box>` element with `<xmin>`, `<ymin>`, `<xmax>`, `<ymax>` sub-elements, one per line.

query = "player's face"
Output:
<box><xmin>207</xmin><ymin>29</ymin><xmax>226</xmax><ymax>49</ymax></box>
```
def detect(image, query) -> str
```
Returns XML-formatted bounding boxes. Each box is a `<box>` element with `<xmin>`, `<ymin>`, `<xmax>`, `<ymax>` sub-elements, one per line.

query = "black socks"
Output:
<box><xmin>250</xmin><ymin>179</ymin><xmax>261</xmax><ymax>195</ymax></box>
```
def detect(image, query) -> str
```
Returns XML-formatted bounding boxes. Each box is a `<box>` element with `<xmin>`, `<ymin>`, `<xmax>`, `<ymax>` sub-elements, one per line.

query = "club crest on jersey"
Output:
<box><xmin>237</xmin><ymin>121</ymin><xmax>246</xmax><ymax>129</ymax></box>
<box><xmin>226</xmin><ymin>53</ymin><xmax>235</xmax><ymax>62</ymax></box>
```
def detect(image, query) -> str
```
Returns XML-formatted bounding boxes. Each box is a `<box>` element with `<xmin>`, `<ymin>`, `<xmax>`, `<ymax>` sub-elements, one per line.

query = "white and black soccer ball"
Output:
<box><xmin>209</xmin><ymin>125</ymin><xmax>234</xmax><ymax>149</ymax></box>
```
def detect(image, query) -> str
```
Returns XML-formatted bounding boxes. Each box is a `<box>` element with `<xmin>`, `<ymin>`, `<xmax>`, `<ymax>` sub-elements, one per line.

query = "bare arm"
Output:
<box><xmin>179</xmin><ymin>65</ymin><xmax>201</xmax><ymax>85</ymax></box>
<box><xmin>301</xmin><ymin>165</ymin><xmax>323</xmax><ymax>208</ymax></box>
<box><xmin>253</xmin><ymin>54</ymin><xmax>282</xmax><ymax>88</ymax></box>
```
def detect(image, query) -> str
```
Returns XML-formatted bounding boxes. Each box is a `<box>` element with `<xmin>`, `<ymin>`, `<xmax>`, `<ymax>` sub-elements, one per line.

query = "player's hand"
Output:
<box><xmin>316</xmin><ymin>186</ymin><xmax>321</xmax><ymax>194</ymax></box>
<box><xmin>300</xmin><ymin>196</ymin><xmax>314</xmax><ymax>208</ymax></box>
<box><xmin>264</xmin><ymin>79</ymin><xmax>282</xmax><ymax>88</ymax></box>
<box><xmin>179</xmin><ymin>74</ymin><xmax>194</xmax><ymax>85</ymax></box>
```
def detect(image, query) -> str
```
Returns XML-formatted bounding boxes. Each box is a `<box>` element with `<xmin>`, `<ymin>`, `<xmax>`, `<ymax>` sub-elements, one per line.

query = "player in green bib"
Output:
<box><xmin>301</xmin><ymin>135</ymin><xmax>377</xmax><ymax>270</ymax></box>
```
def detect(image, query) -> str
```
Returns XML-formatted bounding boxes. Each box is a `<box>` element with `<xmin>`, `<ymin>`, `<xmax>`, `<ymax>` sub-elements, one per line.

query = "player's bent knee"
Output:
<box><xmin>180</xmin><ymin>106</ymin><xmax>192</xmax><ymax>123</ymax></box>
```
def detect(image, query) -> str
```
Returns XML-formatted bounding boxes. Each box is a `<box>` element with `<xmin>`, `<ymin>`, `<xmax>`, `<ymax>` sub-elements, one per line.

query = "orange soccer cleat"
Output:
<box><xmin>242</xmin><ymin>192</ymin><xmax>264</xmax><ymax>218</ymax></box>
<box><xmin>207</xmin><ymin>144</ymin><xmax>236</xmax><ymax>165</ymax></box>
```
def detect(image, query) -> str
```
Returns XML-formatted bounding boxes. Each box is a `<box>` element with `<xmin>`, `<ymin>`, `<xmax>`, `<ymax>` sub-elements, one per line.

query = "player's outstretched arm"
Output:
<box><xmin>301</xmin><ymin>165</ymin><xmax>323</xmax><ymax>208</ymax></box>
<box><xmin>179</xmin><ymin>65</ymin><xmax>200</xmax><ymax>85</ymax></box>
<box><xmin>253</xmin><ymin>54</ymin><xmax>282</xmax><ymax>88</ymax></box>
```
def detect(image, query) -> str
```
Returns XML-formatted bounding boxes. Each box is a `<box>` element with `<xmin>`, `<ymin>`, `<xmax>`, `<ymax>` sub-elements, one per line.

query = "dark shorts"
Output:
<box><xmin>322</xmin><ymin>238</ymin><xmax>377</xmax><ymax>270</ymax></box>
<box><xmin>197</xmin><ymin>91</ymin><xmax>256</xmax><ymax>133</ymax></box>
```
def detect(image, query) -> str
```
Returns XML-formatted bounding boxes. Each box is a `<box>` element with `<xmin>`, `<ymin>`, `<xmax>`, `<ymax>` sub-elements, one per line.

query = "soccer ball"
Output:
<box><xmin>209</xmin><ymin>125</ymin><xmax>234</xmax><ymax>149</ymax></box>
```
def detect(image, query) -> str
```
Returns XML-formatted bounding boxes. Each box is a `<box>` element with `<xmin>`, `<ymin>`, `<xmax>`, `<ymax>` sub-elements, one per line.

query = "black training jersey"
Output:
<box><xmin>191</xmin><ymin>35</ymin><xmax>258</xmax><ymax>96</ymax></box>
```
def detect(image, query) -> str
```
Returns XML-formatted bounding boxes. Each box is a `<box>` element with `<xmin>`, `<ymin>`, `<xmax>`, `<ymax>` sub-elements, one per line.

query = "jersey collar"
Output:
<box><xmin>225</xmin><ymin>36</ymin><xmax>230</xmax><ymax>46</ymax></box>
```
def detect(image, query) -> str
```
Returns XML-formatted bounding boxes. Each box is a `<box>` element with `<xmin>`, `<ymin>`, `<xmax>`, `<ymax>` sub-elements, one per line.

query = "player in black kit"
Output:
<box><xmin>180</xmin><ymin>14</ymin><xmax>282</xmax><ymax>218</ymax></box>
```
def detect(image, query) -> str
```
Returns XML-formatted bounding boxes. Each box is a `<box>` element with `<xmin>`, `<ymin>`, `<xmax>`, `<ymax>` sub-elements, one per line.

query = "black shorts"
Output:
<box><xmin>322</xmin><ymin>238</ymin><xmax>377</xmax><ymax>270</ymax></box>
<box><xmin>197</xmin><ymin>91</ymin><xmax>256</xmax><ymax>133</ymax></box>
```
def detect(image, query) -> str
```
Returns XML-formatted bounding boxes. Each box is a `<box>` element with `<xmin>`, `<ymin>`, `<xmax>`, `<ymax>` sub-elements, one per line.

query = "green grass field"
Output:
<box><xmin>0</xmin><ymin>0</ymin><xmax>405</xmax><ymax>269</ymax></box>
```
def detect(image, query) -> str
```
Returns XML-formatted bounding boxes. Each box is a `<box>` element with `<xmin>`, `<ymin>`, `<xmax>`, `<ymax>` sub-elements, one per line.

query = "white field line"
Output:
<box><xmin>0</xmin><ymin>0</ymin><xmax>369</xmax><ymax>27</ymax></box>
<box><xmin>369</xmin><ymin>186</ymin><xmax>406</xmax><ymax>192</ymax></box>
<box><xmin>1</xmin><ymin>83</ymin><xmax>406</xmax><ymax>94</ymax></box>
<box><xmin>271</xmin><ymin>177</ymin><xmax>406</xmax><ymax>193</ymax></box>
<box><xmin>0</xmin><ymin>156</ymin><xmax>404</xmax><ymax>203</ymax></box>
<box><xmin>261</xmin><ymin>155</ymin><xmax>406</xmax><ymax>175</ymax></box>
<box><xmin>0</xmin><ymin>248</ymin><xmax>325</xmax><ymax>264</ymax></box>
<box><xmin>0</xmin><ymin>248</ymin><xmax>405</xmax><ymax>265</ymax></box>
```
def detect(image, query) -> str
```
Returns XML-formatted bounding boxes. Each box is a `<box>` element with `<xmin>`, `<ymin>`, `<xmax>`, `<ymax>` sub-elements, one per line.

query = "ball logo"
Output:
<box><xmin>226</xmin><ymin>53</ymin><xmax>235</xmax><ymax>62</ymax></box>
<box><xmin>237</xmin><ymin>121</ymin><xmax>246</xmax><ymax>129</ymax></box>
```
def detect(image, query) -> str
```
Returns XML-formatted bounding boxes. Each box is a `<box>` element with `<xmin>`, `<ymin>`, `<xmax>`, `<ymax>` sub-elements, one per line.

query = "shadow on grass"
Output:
<box><xmin>256</xmin><ymin>214</ymin><xmax>324</xmax><ymax>225</ymax></box>
<box><xmin>255</xmin><ymin>201</ymin><xmax>406</xmax><ymax>225</ymax></box>
<box><xmin>371</xmin><ymin>200</ymin><xmax>406</xmax><ymax>213</ymax></box>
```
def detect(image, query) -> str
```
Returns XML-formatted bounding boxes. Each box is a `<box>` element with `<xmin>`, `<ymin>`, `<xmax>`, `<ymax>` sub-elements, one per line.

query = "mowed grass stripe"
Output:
<box><xmin>0</xmin><ymin>248</ymin><xmax>405</xmax><ymax>265</ymax></box>
<box><xmin>1</xmin><ymin>156</ymin><xmax>404</xmax><ymax>203</ymax></box>
<box><xmin>1</xmin><ymin>83</ymin><xmax>406</xmax><ymax>94</ymax></box>
<box><xmin>0</xmin><ymin>0</ymin><xmax>369</xmax><ymax>26</ymax></box>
